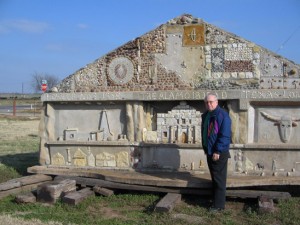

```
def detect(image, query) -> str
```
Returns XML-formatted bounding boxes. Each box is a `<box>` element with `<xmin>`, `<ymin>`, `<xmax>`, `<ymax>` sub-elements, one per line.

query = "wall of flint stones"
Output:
<box><xmin>56</xmin><ymin>14</ymin><xmax>299</xmax><ymax>93</ymax></box>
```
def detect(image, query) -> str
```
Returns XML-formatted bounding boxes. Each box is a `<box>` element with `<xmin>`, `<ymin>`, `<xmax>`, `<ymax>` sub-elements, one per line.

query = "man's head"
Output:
<box><xmin>204</xmin><ymin>93</ymin><xmax>218</xmax><ymax>112</ymax></box>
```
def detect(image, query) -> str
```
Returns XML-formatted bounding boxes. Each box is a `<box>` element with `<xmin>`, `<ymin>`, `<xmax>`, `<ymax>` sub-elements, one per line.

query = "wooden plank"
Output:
<box><xmin>155</xmin><ymin>193</ymin><xmax>181</xmax><ymax>212</ymax></box>
<box><xmin>226</xmin><ymin>190</ymin><xmax>291</xmax><ymax>200</ymax></box>
<box><xmin>0</xmin><ymin>174</ymin><xmax>52</xmax><ymax>191</ymax></box>
<box><xmin>28</xmin><ymin>166</ymin><xmax>212</xmax><ymax>188</ymax></box>
<box><xmin>28</xmin><ymin>165</ymin><xmax>300</xmax><ymax>188</ymax></box>
<box><xmin>0</xmin><ymin>181</ymin><xmax>49</xmax><ymax>200</ymax></box>
<box><xmin>93</xmin><ymin>185</ymin><xmax>114</xmax><ymax>196</ymax></box>
<box><xmin>0</xmin><ymin>180</ymin><xmax>21</xmax><ymax>191</ymax></box>
<box><xmin>54</xmin><ymin>175</ymin><xmax>211</xmax><ymax>195</ymax></box>
<box><xmin>20</xmin><ymin>174</ymin><xmax>53</xmax><ymax>186</ymax></box>
<box><xmin>54</xmin><ymin>176</ymin><xmax>292</xmax><ymax>201</ymax></box>
<box><xmin>62</xmin><ymin>188</ymin><xmax>94</xmax><ymax>205</ymax></box>
<box><xmin>37</xmin><ymin>179</ymin><xmax>76</xmax><ymax>204</ymax></box>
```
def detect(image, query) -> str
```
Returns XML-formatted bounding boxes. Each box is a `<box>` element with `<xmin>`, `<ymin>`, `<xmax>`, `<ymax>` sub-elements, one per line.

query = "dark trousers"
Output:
<box><xmin>207</xmin><ymin>151</ymin><xmax>230</xmax><ymax>209</ymax></box>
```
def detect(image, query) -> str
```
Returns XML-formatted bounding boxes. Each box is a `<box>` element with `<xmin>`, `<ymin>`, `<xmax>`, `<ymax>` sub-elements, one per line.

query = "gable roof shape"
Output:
<box><xmin>54</xmin><ymin>14</ymin><xmax>300</xmax><ymax>93</ymax></box>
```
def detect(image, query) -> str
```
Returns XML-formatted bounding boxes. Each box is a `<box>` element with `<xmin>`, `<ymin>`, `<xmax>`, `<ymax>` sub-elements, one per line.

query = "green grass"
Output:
<box><xmin>0</xmin><ymin>192</ymin><xmax>299</xmax><ymax>225</ymax></box>
<box><xmin>0</xmin><ymin>136</ymin><xmax>39</xmax><ymax>179</ymax></box>
<box><xmin>0</xmin><ymin>194</ymin><xmax>165</xmax><ymax>225</ymax></box>
<box><xmin>0</xmin><ymin>164</ymin><xmax>20</xmax><ymax>182</ymax></box>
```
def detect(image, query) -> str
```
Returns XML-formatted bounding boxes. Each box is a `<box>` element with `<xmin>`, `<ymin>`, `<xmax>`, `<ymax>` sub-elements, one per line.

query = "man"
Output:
<box><xmin>201</xmin><ymin>93</ymin><xmax>231</xmax><ymax>212</ymax></box>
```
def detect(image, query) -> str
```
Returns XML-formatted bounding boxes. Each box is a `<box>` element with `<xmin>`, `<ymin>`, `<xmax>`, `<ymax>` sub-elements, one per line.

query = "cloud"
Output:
<box><xmin>0</xmin><ymin>19</ymin><xmax>49</xmax><ymax>34</ymax></box>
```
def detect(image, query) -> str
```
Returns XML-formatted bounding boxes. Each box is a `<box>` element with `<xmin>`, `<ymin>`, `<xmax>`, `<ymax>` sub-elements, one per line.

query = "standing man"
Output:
<box><xmin>201</xmin><ymin>93</ymin><xmax>231</xmax><ymax>212</ymax></box>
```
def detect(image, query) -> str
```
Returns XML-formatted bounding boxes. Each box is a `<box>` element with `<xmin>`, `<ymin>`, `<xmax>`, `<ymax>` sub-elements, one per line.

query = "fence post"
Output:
<box><xmin>13</xmin><ymin>98</ymin><xmax>16</xmax><ymax>116</ymax></box>
<box><xmin>34</xmin><ymin>100</ymin><xmax>36</xmax><ymax>117</ymax></box>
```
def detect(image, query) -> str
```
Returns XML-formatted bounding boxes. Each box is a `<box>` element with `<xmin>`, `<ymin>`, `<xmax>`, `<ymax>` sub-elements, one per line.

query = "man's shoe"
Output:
<box><xmin>209</xmin><ymin>207</ymin><xmax>224</xmax><ymax>213</ymax></box>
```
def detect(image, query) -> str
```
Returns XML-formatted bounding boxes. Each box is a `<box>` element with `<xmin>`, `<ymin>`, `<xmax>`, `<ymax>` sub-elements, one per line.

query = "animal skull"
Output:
<box><xmin>260</xmin><ymin>111</ymin><xmax>300</xmax><ymax>143</ymax></box>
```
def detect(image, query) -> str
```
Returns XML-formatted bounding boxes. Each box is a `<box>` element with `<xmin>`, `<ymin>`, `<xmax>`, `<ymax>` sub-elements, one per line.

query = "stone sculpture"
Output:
<box><xmin>260</xmin><ymin>111</ymin><xmax>300</xmax><ymax>143</ymax></box>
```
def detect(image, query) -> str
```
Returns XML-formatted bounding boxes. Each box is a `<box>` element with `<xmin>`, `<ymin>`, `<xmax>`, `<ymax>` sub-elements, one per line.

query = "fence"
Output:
<box><xmin>0</xmin><ymin>95</ymin><xmax>43</xmax><ymax>118</ymax></box>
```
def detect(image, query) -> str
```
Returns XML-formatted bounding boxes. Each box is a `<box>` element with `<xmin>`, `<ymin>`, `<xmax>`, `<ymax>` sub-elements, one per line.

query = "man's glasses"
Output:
<box><xmin>205</xmin><ymin>100</ymin><xmax>217</xmax><ymax>104</ymax></box>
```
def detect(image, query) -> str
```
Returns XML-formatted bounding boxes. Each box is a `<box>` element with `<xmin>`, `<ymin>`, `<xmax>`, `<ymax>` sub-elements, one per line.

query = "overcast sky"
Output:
<box><xmin>0</xmin><ymin>0</ymin><xmax>299</xmax><ymax>93</ymax></box>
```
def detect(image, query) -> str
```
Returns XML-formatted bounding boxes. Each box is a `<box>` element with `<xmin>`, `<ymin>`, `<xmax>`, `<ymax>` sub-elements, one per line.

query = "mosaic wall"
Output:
<box><xmin>55</xmin><ymin>14</ymin><xmax>299</xmax><ymax>93</ymax></box>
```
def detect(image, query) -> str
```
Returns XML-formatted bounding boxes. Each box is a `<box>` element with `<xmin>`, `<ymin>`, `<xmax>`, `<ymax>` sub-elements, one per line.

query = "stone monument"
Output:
<box><xmin>38</xmin><ymin>14</ymin><xmax>300</xmax><ymax>177</ymax></box>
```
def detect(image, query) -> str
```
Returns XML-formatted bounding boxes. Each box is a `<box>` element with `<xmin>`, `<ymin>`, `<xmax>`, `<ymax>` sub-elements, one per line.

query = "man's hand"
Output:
<box><xmin>212</xmin><ymin>153</ymin><xmax>220</xmax><ymax>161</ymax></box>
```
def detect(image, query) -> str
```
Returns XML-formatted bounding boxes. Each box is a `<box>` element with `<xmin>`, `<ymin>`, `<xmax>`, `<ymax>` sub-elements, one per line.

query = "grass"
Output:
<box><xmin>0</xmin><ymin>164</ymin><xmax>20</xmax><ymax>183</ymax></box>
<box><xmin>0</xmin><ymin>192</ymin><xmax>299</xmax><ymax>225</ymax></box>
<box><xmin>0</xmin><ymin>116</ymin><xmax>300</xmax><ymax>225</ymax></box>
<box><xmin>0</xmin><ymin>134</ymin><xmax>39</xmax><ymax>180</ymax></box>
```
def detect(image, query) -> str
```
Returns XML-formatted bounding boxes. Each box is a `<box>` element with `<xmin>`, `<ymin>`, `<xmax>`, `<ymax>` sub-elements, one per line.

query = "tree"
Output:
<box><xmin>31</xmin><ymin>72</ymin><xmax>60</xmax><ymax>93</ymax></box>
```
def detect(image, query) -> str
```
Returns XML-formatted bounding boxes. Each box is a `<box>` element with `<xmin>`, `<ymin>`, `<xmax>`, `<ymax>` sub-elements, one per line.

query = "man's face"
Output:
<box><xmin>205</xmin><ymin>95</ymin><xmax>218</xmax><ymax>112</ymax></box>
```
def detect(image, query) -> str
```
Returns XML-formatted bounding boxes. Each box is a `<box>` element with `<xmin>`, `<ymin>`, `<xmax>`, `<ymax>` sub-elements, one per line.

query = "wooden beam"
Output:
<box><xmin>62</xmin><ymin>188</ymin><xmax>94</xmax><ymax>205</ymax></box>
<box><xmin>0</xmin><ymin>182</ymin><xmax>49</xmax><ymax>200</ymax></box>
<box><xmin>226</xmin><ymin>190</ymin><xmax>291</xmax><ymax>200</ymax></box>
<box><xmin>53</xmin><ymin>176</ymin><xmax>292</xmax><ymax>201</ymax></box>
<box><xmin>0</xmin><ymin>174</ymin><xmax>52</xmax><ymax>191</ymax></box>
<box><xmin>28</xmin><ymin>166</ymin><xmax>212</xmax><ymax>188</ymax></box>
<box><xmin>155</xmin><ymin>193</ymin><xmax>181</xmax><ymax>212</ymax></box>
<box><xmin>93</xmin><ymin>185</ymin><xmax>114</xmax><ymax>196</ymax></box>
<box><xmin>28</xmin><ymin>165</ymin><xmax>300</xmax><ymax>188</ymax></box>
<box><xmin>54</xmin><ymin>175</ymin><xmax>211</xmax><ymax>195</ymax></box>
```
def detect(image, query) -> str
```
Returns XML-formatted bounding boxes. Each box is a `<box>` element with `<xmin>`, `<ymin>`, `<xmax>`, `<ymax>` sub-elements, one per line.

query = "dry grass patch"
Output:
<box><xmin>0</xmin><ymin>116</ymin><xmax>39</xmax><ymax>141</ymax></box>
<box><xmin>0</xmin><ymin>214</ymin><xmax>69</xmax><ymax>225</ymax></box>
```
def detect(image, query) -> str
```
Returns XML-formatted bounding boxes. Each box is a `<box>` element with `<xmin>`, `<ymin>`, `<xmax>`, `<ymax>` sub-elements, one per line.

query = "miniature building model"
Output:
<box><xmin>156</xmin><ymin>101</ymin><xmax>201</xmax><ymax>144</ymax></box>
<box><xmin>39</xmin><ymin>14</ymin><xmax>300</xmax><ymax>177</ymax></box>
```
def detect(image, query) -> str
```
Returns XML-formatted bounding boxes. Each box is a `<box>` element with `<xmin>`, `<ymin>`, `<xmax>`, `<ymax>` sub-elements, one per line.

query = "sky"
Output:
<box><xmin>0</xmin><ymin>0</ymin><xmax>299</xmax><ymax>93</ymax></box>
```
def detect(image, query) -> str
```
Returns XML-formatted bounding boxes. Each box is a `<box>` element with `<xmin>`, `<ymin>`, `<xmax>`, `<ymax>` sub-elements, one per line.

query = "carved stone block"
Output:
<box><xmin>183</xmin><ymin>25</ymin><xmax>205</xmax><ymax>46</ymax></box>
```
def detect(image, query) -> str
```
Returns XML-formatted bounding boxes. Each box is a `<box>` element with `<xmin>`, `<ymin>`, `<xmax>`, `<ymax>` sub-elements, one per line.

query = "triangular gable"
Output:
<box><xmin>55</xmin><ymin>14</ymin><xmax>300</xmax><ymax>93</ymax></box>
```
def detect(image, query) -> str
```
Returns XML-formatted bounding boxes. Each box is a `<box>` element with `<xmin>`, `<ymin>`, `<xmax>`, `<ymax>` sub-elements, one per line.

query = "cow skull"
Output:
<box><xmin>260</xmin><ymin>111</ymin><xmax>300</xmax><ymax>143</ymax></box>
